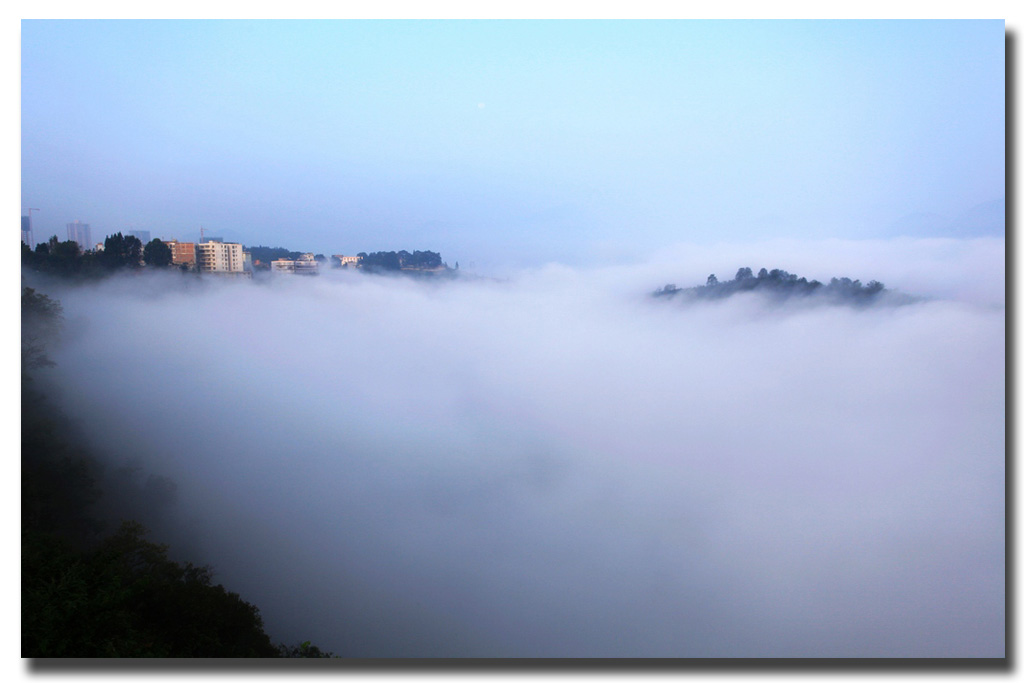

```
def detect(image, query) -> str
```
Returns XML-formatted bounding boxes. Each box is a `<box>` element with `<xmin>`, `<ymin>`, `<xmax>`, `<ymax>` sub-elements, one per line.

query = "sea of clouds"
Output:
<box><xmin>33</xmin><ymin>236</ymin><xmax>1004</xmax><ymax>657</ymax></box>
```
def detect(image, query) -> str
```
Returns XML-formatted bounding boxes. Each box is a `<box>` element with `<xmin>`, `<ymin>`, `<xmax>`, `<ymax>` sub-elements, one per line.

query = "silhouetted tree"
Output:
<box><xmin>278</xmin><ymin>641</ymin><xmax>336</xmax><ymax>658</ymax></box>
<box><xmin>143</xmin><ymin>239</ymin><xmax>173</xmax><ymax>268</ymax></box>
<box><xmin>101</xmin><ymin>233</ymin><xmax>143</xmax><ymax>269</ymax></box>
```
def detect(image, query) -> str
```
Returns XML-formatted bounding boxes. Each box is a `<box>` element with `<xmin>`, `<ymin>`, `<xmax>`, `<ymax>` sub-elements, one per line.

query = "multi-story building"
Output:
<box><xmin>272</xmin><ymin>253</ymin><xmax>319</xmax><ymax>275</ymax></box>
<box><xmin>165</xmin><ymin>240</ymin><xmax>197</xmax><ymax>269</ymax></box>
<box><xmin>197</xmin><ymin>240</ymin><xmax>248</xmax><ymax>276</ymax></box>
<box><xmin>295</xmin><ymin>253</ymin><xmax>318</xmax><ymax>275</ymax></box>
<box><xmin>271</xmin><ymin>259</ymin><xmax>295</xmax><ymax>274</ymax></box>
<box><xmin>66</xmin><ymin>220</ymin><xmax>92</xmax><ymax>251</ymax></box>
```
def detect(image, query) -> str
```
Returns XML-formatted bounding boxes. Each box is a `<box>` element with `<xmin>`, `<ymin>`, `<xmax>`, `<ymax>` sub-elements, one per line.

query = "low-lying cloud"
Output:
<box><xmin>33</xmin><ymin>237</ymin><xmax>1004</xmax><ymax>657</ymax></box>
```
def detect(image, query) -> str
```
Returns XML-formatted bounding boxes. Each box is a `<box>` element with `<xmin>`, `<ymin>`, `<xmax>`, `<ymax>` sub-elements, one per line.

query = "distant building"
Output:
<box><xmin>197</xmin><ymin>240</ymin><xmax>246</xmax><ymax>275</ymax></box>
<box><xmin>66</xmin><ymin>221</ymin><xmax>92</xmax><ymax>251</ymax></box>
<box><xmin>243</xmin><ymin>251</ymin><xmax>253</xmax><ymax>272</ymax></box>
<box><xmin>272</xmin><ymin>253</ymin><xmax>319</xmax><ymax>275</ymax></box>
<box><xmin>332</xmin><ymin>254</ymin><xmax>362</xmax><ymax>267</ymax></box>
<box><xmin>21</xmin><ymin>216</ymin><xmax>33</xmax><ymax>249</ymax></box>
<box><xmin>295</xmin><ymin>253</ymin><xmax>319</xmax><ymax>275</ymax></box>
<box><xmin>165</xmin><ymin>240</ymin><xmax>197</xmax><ymax>269</ymax></box>
<box><xmin>128</xmin><ymin>229</ymin><xmax>151</xmax><ymax>244</ymax></box>
<box><xmin>271</xmin><ymin>259</ymin><xmax>295</xmax><ymax>274</ymax></box>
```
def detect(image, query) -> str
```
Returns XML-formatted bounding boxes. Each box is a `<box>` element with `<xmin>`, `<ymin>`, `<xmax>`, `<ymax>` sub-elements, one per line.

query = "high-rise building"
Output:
<box><xmin>21</xmin><ymin>216</ymin><xmax>33</xmax><ymax>249</ymax></box>
<box><xmin>128</xmin><ymin>229</ymin><xmax>151</xmax><ymax>245</ymax></box>
<box><xmin>196</xmin><ymin>241</ymin><xmax>246</xmax><ymax>275</ymax></box>
<box><xmin>66</xmin><ymin>221</ymin><xmax>92</xmax><ymax>250</ymax></box>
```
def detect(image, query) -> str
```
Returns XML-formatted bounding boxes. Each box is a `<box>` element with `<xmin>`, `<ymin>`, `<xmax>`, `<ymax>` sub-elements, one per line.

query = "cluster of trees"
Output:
<box><xmin>22</xmin><ymin>233</ymin><xmax>175</xmax><ymax>279</ymax></box>
<box><xmin>246</xmin><ymin>245</ymin><xmax>302</xmax><ymax>268</ymax></box>
<box><xmin>655</xmin><ymin>267</ymin><xmax>892</xmax><ymax>305</ymax></box>
<box><xmin>355</xmin><ymin>250</ymin><xmax>444</xmax><ymax>272</ymax></box>
<box><xmin>22</xmin><ymin>288</ymin><xmax>334</xmax><ymax>658</ymax></box>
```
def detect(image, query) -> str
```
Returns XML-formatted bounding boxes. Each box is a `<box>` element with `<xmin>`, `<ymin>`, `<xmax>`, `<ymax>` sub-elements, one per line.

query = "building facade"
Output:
<box><xmin>166</xmin><ymin>240</ymin><xmax>197</xmax><ymax>269</ymax></box>
<box><xmin>196</xmin><ymin>240</ymin><xmax>247</xmax><ymax>275</ymax></box>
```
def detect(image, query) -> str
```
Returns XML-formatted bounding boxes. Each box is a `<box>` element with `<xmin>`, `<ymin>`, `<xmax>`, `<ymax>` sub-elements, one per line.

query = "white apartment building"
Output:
<box><xmin>196</xmin><ymin>241</ymin><xmax>245</xmax><ymax>274</ymax></box>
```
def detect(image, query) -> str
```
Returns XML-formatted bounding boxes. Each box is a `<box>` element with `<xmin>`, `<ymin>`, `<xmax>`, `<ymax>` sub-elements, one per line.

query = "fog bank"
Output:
<box><xmin>35</xmin><ymin>238</ymin><xmax>1004</xmax><ymax>657</ymax></box>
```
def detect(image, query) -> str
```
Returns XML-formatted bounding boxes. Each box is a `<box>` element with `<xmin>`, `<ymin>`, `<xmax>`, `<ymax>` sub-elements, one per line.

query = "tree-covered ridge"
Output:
<box><xmin>21</xmin><ymin>287</ymin><xmax>334</xmax><ymax>658</ymax></box>
<box><xmin>654</xmin><ymin>267</ymin><xmax>908</xmax><ymax>305</ymax></box>
<box><xmin>355</xmin><ymin>250</ymin><xmax>445</xmax><ymax>272</ymax></box>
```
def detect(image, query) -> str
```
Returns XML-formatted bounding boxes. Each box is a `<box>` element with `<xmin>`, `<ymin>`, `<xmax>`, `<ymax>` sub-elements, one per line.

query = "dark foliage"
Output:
<box><xmin>21</xmin><ymin>287</ymin><xmax>330</xmax><ymax>657</ymax></box>
<box><xmin>143</xmin><ymin>239</ymin><xmax>173</xmax><ymax>268</ymax></box>
<box><xmin>654</xmin><ymin>267</ymin><xmax>898</xmax><ymax>306</ymax></box>
<box><xmin>23</xmin><ymin>522</ymin><xmax>280</xmax><ymax>657</ymax></box>
<box><xmin>22</xmin><ymin>232</ymin><xmax>178</xmax><ymax>281</ymax></box>
<box><xmin>22</xmin><ymin>287</ymin><xmax>63</xmax><ymax>371</ymax></box>
<box><xmin>357</xmin><ymin>250</ymin><xmax>444</xmax><ymax>272</ymax></box>
<box><xmin>23</xmin><ymin>239</ymin><xmax>105</xmax><ymax>279</ymax></box>
<box><xmin>277</xmin><ymin>641</ymin><xmax>336</xmax><ymax>658</ymax></box>
<box><xmin>246</xmin><ymin>245</ymin><xmax>302</xmax><ymax>267</ymax></box>
<box><xmin>101</xmin><ymin>233</ymin><xmax>144</xmax><ymax>270</ymax></box>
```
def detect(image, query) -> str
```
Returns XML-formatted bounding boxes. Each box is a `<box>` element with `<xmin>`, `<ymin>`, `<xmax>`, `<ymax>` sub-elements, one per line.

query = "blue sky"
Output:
<box><xmin>21</xmin><ymin>20</ymin><xmax>1005</xmax><ymax>267</ymax></box>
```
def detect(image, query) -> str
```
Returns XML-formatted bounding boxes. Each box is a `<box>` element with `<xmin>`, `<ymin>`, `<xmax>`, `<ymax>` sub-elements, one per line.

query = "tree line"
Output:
<box><xmin>655</xmin><ymin>267</ymin><xmax>896</xmax><ymax>305</ymax></box>
<box><xmin>354</xmin><ymin>250</ymin><xmax>444</xmax><ymax>272</ymax></box>
<box><xmin>22</xmin><ymin>233</ymin><xmax>175</xmax><ymax>279</ymax></box>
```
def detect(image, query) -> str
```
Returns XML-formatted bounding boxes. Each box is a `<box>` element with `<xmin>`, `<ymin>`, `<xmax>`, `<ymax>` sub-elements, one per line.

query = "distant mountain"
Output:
<box><xmin>885</xmin><ymin>198</ymin><xmax>1004</xmax><ymax>238</ymax></box>
<box><xmin>655</xmin><ymin>267</ymin><xmax>917</xmax><ymax>306</ymax></box>
<box><xmin>947</xmin><ymin>198</ymin><xmax>1004</xmax><ymax>237</ymax></box>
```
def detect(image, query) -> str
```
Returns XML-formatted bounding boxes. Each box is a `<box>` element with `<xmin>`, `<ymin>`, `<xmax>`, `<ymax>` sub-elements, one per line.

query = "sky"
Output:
<box><xmin>21</xmin><ymin>20</ymin><xmax>1005</xmax><ymax>270</ymax></box>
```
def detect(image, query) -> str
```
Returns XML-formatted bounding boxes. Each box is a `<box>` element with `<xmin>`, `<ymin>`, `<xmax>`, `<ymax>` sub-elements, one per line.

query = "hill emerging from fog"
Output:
<box><xmin>654</xmin><ymin>267</ymin><xmax>918</xmax><ymax>306</ymax></box>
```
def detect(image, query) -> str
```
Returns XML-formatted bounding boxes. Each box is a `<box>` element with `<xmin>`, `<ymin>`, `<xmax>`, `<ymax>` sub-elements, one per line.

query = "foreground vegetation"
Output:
<box><xmin>22</xmin><ymin>286</ymin><xmax>333</xmax><ymax>658</ymax></box>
